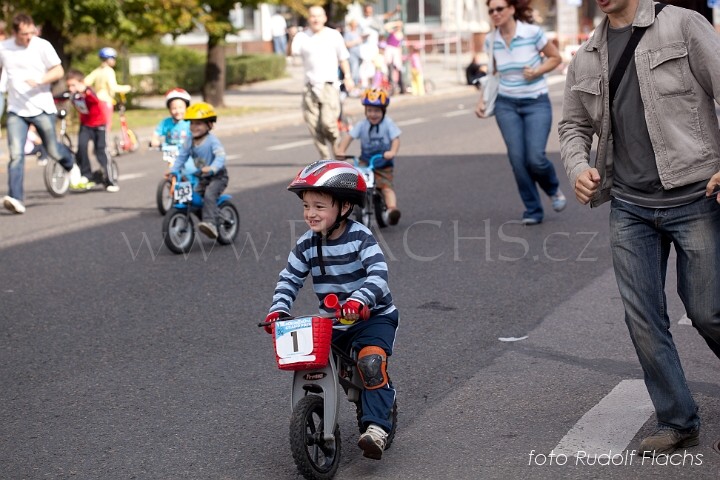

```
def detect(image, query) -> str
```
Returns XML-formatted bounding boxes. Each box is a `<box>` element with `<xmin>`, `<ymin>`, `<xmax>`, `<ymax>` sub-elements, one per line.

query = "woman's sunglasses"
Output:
<box><xmin>488</xmin><ymin>6</ymin><xmax>507</xmax><ymax>14</ymax></box>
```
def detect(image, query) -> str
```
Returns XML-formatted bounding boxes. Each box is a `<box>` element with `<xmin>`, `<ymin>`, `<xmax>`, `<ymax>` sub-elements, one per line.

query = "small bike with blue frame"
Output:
<box><xmin>346</xmin><ymin>154</ymin><xmax>388</xmax><ymax>228</ymax></box>
<box><xmin>259</xmin><ymin>294</ymin><xmax>397</xmax><ymax>480</ymax></box>
<box><xmin>161</xmin><ymin>171</ymin><xmax>240</xmax><ymax>254</ymax></box>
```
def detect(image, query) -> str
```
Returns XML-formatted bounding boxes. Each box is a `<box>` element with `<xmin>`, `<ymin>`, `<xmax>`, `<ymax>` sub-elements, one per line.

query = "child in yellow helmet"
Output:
<box><xmin>169</xmin><ymin>102</ymin><xmax>228</xmax><ymax>239</ymax></box>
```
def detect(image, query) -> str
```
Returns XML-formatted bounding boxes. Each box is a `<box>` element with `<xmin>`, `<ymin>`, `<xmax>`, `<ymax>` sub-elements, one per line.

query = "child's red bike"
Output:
<box><xmin>112</xmin><ymin>93</ymin><xmax>139</xmax><ymax>156</ymax></box>
<box><xmin>259</xmin><ymin>294</ymin><xmax>398</xmax><ymax>480</ymax></box>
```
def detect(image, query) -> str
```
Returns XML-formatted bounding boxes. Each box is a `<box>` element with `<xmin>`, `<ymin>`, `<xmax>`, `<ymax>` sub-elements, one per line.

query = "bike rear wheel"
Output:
<box><xmin>43</xmin><ymin>159</ymin><xmax>70</xmax><ymax>197</ymax></box>
<box><xmin>156</xmin><ymin>179</ymin><xmax>173</xmax><ymax>215</ymax></box>
<box><xmin>162</xmin><ymin>208</ymin><xmax>195</xmax><ymax>254</ymax></box>
<box><xmin>217</xmin><ymin>201</ymin><xmax>240</xmax><ymax>245</ymax></box>
<box><xmin>290</xmin><ymin>395</ymin><xmax>341</xmax><ymax>480</ymax></box>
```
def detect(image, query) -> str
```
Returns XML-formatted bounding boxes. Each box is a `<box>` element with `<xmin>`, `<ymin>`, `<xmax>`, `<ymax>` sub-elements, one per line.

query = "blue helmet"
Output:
<box><xmin>99</xmin><ymin>47</ymin><xmax>118</xmax><ymax>60</ymax></box>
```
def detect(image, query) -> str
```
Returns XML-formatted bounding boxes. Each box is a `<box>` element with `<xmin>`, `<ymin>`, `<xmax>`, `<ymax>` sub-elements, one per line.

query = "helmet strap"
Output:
<box><xmin>315</xmin><ymin>201</ymin><xmax>352</xmax><ymax>276</ymax></box>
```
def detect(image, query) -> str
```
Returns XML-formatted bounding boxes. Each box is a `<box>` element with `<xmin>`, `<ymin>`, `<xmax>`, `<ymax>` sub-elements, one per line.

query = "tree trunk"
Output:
<box><xmin>40</xmin><ymin>21</ymin><xmax>70</xmax><ymax>94</ymax></box>
<box><xmin>203</xmin><ymin>35</ymin><xmax>226</xmax><ymax>107</ymax></box>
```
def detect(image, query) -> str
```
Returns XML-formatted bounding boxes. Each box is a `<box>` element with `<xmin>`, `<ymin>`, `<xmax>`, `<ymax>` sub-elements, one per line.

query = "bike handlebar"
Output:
<box><xmin>257</xmin><ymin>294</ymin><xmax>343</xmax><ymax>328</ymax></box>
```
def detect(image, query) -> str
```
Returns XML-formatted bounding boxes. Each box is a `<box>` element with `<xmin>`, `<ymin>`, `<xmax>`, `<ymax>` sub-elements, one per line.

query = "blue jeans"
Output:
<box><xmin>610</xmin><ymin>197</ymin><xmax>720</xmax><ymax>430</ymax></box>
<box><xmin>7</xmin><ymin>112</ymin><xmax>74</xmax><ymax>201</ymax></box>
<box><xmin>494</xmin><ymin>94</ymin><xmax>559</xmax><ymax>222</ymax></box>
<box><xmin>272</xmin><ymin>35</ymin><xmax>287</xmax><ymax>55</ymax></box>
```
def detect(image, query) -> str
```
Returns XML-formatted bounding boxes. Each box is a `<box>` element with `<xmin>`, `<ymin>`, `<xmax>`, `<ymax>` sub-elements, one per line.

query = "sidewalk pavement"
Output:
<box><xmin>135</xmin><ymin>52</ymin><xmax>481</xmax><ymax>138</ymax></box>
<box><xmin>0</xmin><ymin>53</ymin><xmax>565</xmax><ymax>168</ymax></box>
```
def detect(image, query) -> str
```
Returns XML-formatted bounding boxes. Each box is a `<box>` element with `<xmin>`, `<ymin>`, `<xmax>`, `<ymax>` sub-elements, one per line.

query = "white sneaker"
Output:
<box><xmin>3</xmin><ymin>196</ymin><xmax>26</xmax><ymax>214</ymax></box>
<box><xmin>198</xmin><ymin>221</ymin><xmax>218</xmax><ymax>239</ymax></box>
<box><xmin>358</xmin><ymin>424</ymin><xmax>387</xmax><ymax>460</ymax></box>
<box><xmin>69</xmin><ymin>164</ymin><xmax>81</xmax><ymax>186</ymax></box>
<box><xmin>106</xmin><ymin>185</ymin><xmax>120</xmax><ymax>193</ymax></box>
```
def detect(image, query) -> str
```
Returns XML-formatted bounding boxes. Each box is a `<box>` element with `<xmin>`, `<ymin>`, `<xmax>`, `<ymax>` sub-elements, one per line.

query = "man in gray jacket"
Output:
<box><xmin>559</xmin><ymin>0</ymin><xmax>720</xmax><ymax>457</ymax></box>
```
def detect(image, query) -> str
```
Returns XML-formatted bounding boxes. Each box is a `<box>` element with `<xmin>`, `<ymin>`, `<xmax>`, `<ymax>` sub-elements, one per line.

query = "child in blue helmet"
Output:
<box><xmin>336</xmin><ymin>88</ymin><xmax>402</xmax><ymax>225</ymax></box>
<box><xmin>84</xmin><ymin>47</ymin><xmax>131</xmax><ymax>132</ymax></box>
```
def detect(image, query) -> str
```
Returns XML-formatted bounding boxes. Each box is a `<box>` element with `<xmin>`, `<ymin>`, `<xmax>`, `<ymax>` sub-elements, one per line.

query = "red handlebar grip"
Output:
<box><xmin>323</xmin><ymin>294</ymin><xmax>341</xmax><ymax>315</ymax></box>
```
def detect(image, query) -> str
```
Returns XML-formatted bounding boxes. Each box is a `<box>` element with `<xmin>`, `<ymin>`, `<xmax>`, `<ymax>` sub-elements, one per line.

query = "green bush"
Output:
<box><xmin>68</xmin><ymin>44</ymin><xmax>286</xmax><ymax>98</ymax></box>
<box><xmin>226</xmin><ymin>54</ymin><xmax>286</xmax><ymax>85</ymax></box>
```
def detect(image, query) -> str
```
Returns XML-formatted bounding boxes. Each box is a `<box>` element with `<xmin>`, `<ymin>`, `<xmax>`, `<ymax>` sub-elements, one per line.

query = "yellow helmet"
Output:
<box><xmin>184</xmin><ymin>102</ymin><xmax>217</xmax><ymax>122</ymax></box>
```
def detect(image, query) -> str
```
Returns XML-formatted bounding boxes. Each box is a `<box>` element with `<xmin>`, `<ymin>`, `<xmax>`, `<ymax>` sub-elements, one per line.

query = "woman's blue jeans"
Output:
<box><xmin>6</xmin><ymin>112</ymin><xmax>74</xmax><ymax>201</ymax></box>
<box><xmin>610</xmin><ymin>197</ymin><xmax>720</xmax><ymax>430</ymax></box>
<box><xmin>494</xmin><ymin>94</ymin><xmax>559</xmax><ymax>222</ymax></box>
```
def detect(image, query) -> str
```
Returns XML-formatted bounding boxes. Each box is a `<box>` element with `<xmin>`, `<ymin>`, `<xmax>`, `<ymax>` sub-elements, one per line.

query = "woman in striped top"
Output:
<box><xmin>475</xmin><ymin>0</ymin><xmax>565</xmax><ymax>225</ymax></box>
<box><xmin>264</xmin><ymin>160</ymin><xmax>399</xmax><ymax>460</ymax></box>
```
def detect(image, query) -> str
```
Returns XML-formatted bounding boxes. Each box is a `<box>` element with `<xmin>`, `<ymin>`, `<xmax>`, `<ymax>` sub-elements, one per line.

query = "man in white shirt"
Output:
<box><xmin>0</xmin><ymin>13</ymin><xmax>76</xmax><ymax>214</ymax></box>
<box><xmin>291</xmin><ymin>6</ymin><xmax>354</xmax><ymax>158</ymax></box>
<box><xmin>270</xmin><ymin>12</ymin><xmax>288</xmax><ymax>56</ymax></box>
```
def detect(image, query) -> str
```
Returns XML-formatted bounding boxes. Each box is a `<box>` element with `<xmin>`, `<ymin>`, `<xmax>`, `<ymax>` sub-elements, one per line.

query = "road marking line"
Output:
<box><xmin>267</xmin><ymin>139</ymin><xmax>314</xmax><ymax>151</ymax></box>
<box><xmin>119</xmin><ymin>173</ymin><xmax>145</xmax><ymax>181</ymax></box>
<box><xmin>227</xmin><ymin>154</ymin><xmax>243</xmax><ymax>160</ymax></box>
<box><xmin>444</xmin><ymin>110</ymin><xmax>468</xmax><ymax>118</ymax></box>
<box><xmin>552</xmin><ymin>379</ymin><xmax>654</xmax><ymax>457</ymax></box>
<box><xmin>397</xmin><ymin>118</ymin><xmax>426</xmax><ymax>126</ymax></box>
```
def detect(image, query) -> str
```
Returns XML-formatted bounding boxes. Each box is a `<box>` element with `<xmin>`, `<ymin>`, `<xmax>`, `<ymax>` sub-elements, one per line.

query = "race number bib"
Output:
<box><xmin>174</xmin><ymin>181</ymin><xmax>192</xmax><ymax>203</ymax></box>
<box><xmin>275</xmin><ymin>317</ymin><xmax>316</xmax><ymax>365</ymax></box>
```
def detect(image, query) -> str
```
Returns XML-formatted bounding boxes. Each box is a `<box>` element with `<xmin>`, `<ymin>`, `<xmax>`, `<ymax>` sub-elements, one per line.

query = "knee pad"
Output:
<box><xmin>357</xmin><ymin>346</ymin><xmax>388</xmax><ymax>390</ymax></box>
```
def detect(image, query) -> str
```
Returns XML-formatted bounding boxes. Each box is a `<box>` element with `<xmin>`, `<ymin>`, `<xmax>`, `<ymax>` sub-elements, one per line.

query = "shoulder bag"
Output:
<box><xmin>479</xmin><ymin>30</ymin><xmax>499</xmax><ymax>117</ymax></box>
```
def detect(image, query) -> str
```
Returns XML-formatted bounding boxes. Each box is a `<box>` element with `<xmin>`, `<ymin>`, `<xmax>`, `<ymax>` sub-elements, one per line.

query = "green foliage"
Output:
<box><xmin>225</xmin><ymin>55</ymin><xmax>287</xmax><ymax>84</ymax></box>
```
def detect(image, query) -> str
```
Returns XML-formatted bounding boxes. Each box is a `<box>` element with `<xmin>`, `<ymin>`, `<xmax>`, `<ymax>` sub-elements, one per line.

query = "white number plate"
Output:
<box><xmin>174</xmin><ymin>181</ymin><xmax>192</xmax><ymax>203</ymax></box>
<box><xmin>162</xmin><ymin>145</ymin><xmax>179</xmax><ymax>163</ymax></box>
<box><xmin>275</xmin><ymin>317</ymin><xmax>316</xmax><ymax>365</ymax></box>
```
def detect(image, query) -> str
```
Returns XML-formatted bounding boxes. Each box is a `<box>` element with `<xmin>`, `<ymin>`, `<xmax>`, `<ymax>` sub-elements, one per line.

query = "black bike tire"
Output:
<box><xmin>373</xmin><ymin>193</ymin><xmax>387</xmax><ymax>228</ymax></box>
<box><xmin>217</xmin><ymin>201</ymin><xmax>240</xmax><ymax>245</ymax></box>
<box><xmin>62</xmin><ymin>133</ymin><xmax>73</xmax><ymax>152</ymax></box>
<box><xmin>355</xmin><ymin>399</ymin><xmax>398</xmax><ymax>450</ymax></box>
<box><xmin>156</xmin><ymin>179</ymin><xmax>172</xmax><ymax>215</ymax></box>
<box><xmin>162</xmin><ymin>208</ymin><xmax>195</xmax><ymax>254</ymax></box>
<box><xmin>110</xmin><ymin>159</ymin><xmax>120</xmax><ymax>184</ymax></box>
<box><xmin>289</xmin><ymin>395</ymin><xmax>341</xmax><ymax>480</ymax></box>
<box><xmin>43</xmin><ymin>159</ymin><xmax>70</xmax><ymax>197</ymax></box>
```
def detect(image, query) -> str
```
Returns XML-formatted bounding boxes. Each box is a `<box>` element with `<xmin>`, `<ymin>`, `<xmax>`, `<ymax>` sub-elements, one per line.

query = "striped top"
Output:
<box><xmin>486</xmin><ymin>21</ymin><xmax>549</xmax><ymax>99</ymax></box>
<box><xmin>270</xmin><ymin>220</ymin><xmax>396</xmax><ymax>317</ymax></box>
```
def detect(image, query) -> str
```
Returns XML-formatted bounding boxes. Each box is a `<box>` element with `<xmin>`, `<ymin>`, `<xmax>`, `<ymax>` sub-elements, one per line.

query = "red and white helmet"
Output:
<box><xmin>165</xmin><ymin>88</ymin><xmax>191</xmax><ymax>108</ymax></box>
<box><xmin>288</xmin><ymin>160</ymin><xmax>367</xmax><ymax>207</ymax></box>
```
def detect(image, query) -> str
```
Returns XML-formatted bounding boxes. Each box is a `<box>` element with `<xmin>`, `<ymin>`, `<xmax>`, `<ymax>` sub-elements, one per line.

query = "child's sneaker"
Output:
<box><xmin>382</xmin><ymin>208</ymin><xmax>401</xmax><ymax>226</ymax></box>
<box><xmin>358</xmin><ymin>424</ymin><xmax>387</xmax><ymax>460</ymax></box>
<box><xmin>198</xmin><ymin>221</ymin><xmax>218</xmax><ymax>239</ymax></box>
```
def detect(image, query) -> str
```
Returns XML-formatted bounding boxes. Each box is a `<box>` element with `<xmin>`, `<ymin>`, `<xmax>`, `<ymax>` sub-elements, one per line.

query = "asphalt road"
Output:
<box><xmin>1</xmin><ymin>86</ymin><xmax>719</xmax><ymax>479</ymax></box>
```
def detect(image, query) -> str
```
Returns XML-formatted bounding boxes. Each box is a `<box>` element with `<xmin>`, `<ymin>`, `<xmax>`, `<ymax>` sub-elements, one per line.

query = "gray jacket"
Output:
<box><xmin>558</xmin><ymin>0</ymin><xmax>720</xmax><ymax>207</ymax></box>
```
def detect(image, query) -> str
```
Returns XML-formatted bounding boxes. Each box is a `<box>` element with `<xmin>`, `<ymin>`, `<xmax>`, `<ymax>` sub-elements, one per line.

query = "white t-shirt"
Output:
<box><xmin>270</xmin><ymin>14</ymin><xmax>287</xmax><ymax>38</ymax></box>
<box><xmin>291</xmin><ymin>27</ymin><xmax>350</xmax><ymax>86</ymax></box>
<box><xmin>0</xmin><ymin>36</ymin><xmax>61</xmax><ymax>116</ymax></box>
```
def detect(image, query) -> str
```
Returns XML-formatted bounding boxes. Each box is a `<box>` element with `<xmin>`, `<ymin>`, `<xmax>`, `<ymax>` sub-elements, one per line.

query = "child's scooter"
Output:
<box><xmin>161</xmin><ymin>171</ymin><xmax>240</xmax><ymax>254</ymax></box>
<box><xmin>259</xmin><ymin>294</ymin><xmax>398</xmax><ymax>480</ymax></box>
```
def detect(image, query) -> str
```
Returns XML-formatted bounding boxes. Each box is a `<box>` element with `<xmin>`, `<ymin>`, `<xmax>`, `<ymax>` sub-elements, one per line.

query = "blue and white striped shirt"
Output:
<box><xmin>487</xmin><ymin>21</ymin><xmax>549</xmax><ymax>99</ymax></box>
<box><xmin>270</xmin><ymin>220</ymin><xmax>396</xmax><ymax>317</ymax></box>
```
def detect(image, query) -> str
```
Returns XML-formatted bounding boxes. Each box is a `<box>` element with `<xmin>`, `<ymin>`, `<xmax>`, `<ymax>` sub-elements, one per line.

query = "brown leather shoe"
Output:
<box><xmin>638</xmin><ymin>427</ymin><xmax>699</xmax><ymax>457</ymax></box>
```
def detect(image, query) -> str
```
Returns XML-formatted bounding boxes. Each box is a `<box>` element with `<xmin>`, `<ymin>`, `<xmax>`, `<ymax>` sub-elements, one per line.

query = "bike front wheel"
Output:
<box><xmin>156</xmin><ymin>179</ymin><xmax>173</xmax><ymax>215</ymax></box>
<box><xmin>162</xmin><ymin>208</ymin><xmax>195</xmax><ymax>254</ymax></box>
<box><xmin>217</xmin><ymin>201</ymin><xmax>240</xmax><ymax>245</ymax></box>
<box><xmin>290</xmin><ymin>395</ymin><xmax>341</xmax><ymax>480</ymax></box>
<box><xmin>373</xmin><ymin>192</ymin><xmax>387</xmax><ymax>228</ymax></box>
<box><xmin>43</xmin><ymin>159</ymin><xmax>70</xmax><ymax>197</ymax></box>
